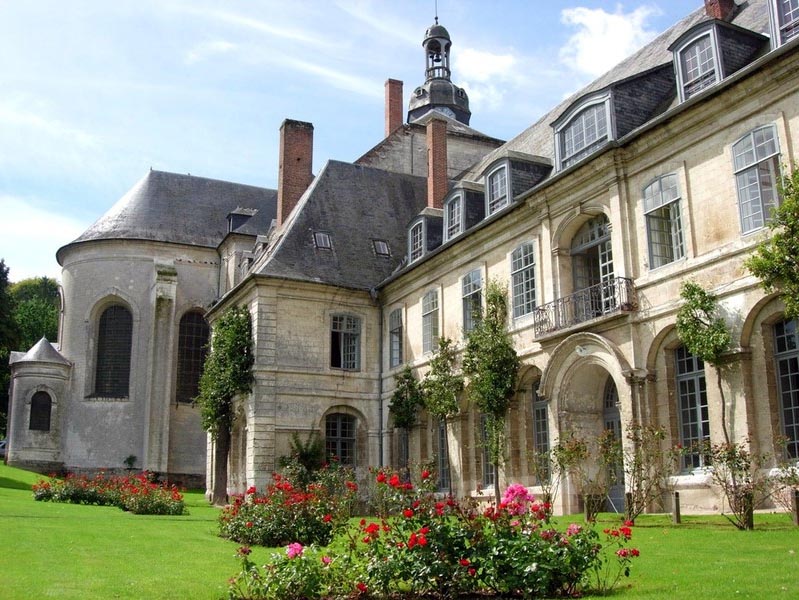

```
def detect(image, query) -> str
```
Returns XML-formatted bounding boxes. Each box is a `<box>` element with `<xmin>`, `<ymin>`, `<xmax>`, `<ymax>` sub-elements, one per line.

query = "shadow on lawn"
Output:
<box><xmin>0</xmin><ymin>476</ymin><xmax>34</xmax><ymax>491</ymax></box>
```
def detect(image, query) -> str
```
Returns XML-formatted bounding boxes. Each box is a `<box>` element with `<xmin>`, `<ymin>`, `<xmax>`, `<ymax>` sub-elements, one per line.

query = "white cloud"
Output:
<box><xmin>0</xmin><ymin>195</ymin><xmax>88</xmax><ymax>282</ymax></box>
<box><xmin>559</xmin><ymin>4</ymin><xmax>662</xmax><ymax>77</ymax></box>
<box><xmin>185</xmin><ymin>39</ymin><xmax>237</xmax><ymax>64</ymax></box>
<box><xmin>0</xmin><ymin>96</ymin><xmax>99</xmax><ymax>149</ymax></box>
<box><xmin>455</xmin><ymin>47</ymin><xmax>523</xmax><ymax>111</ymax></box>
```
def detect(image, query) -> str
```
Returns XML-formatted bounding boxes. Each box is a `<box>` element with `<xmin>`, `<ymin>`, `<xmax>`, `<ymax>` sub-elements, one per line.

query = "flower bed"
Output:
<box><xmin>32</xmin><ymin>471</ymin><xmax>185</xmax><ymax>515</ymax></box>
<box><xmin>219</xmin><ymin>463</ymin><xmax>357</xmax><ymax>547</ymax></box>
<box><xmin>227</xmin><ymin>471</ymin><xmax>640</xmax><ymax>599</ymax></box>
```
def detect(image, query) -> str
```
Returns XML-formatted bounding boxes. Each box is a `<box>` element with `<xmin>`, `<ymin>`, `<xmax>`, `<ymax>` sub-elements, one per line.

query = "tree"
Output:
<box><xmin>10</xmin><ymin>276</ymin><xmax>59</xmax><ymax>350</ymax></box>
<box><xmin>675</xmin><ymin>281</ymin><xmax>732</xmax><ymax>442</ymax></box>
<box><xmin>462</xmin><ymin>280</ymin><xmax>520</xmax><ymax>504</ymax></box>
<box><xmin>195</xmin><ymin>305</ymin><xmax>254</xmax><ymax>505</ymax></box>
<box><xmin>745</xmin><ymin>167</ymin><xmax>799</xmax><ymax>319</ymax></box>
<box><xmin>0</xmin><ymin>260</ymin><xmax>21</xmax><ymax>436</ymax></box>
<box><xmin>389</xmin><ymin>366</ymin><xmax>423</xmax><ymax>474</ymax></box>
<box><xmin>422</xmin><ymin>337</ymin><xmax>463</xmax><ymax>495</ymax></box>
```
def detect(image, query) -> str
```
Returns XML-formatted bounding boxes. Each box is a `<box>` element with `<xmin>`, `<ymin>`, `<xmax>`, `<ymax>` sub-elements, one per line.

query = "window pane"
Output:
<box><xmin>331</xmin><ymin>315</ymin><xmax>360</xmax><ymax>370</ymax></box>
<box><xmin>778</xmin><ymin>0</ymin><xmax>799</xmax><ymax>43</ymax></box>
<box><xmin>389</xmin><ymin>309</ymin><xmax>403</xmax><ymax>368</ymax></box>
<box><xmin>176</xmin><ymin>312</ymin><xmax>210</xmax><ymax>404</ymax></box>
<box><xmin>29</xmin><ymin>391</ymin><xmax>52</xmax><ymax>431</ymax></box>
<box><xmin>446</xmin><ymin>197</ymin><xmax>462</xmax><ymax>239</ymax></box>
<box><xmin>488</xmin><ymin>167</ymin><xmax>508</xmax><ymax>214</ymax></box>
<box><xmin>774</xmin><ymin>319</ymin><xmax>799</xmax><ymax>458</ymax></box>
<box><xmin>462</xmin><ymin>270</ymin><xmax>482</xmax><ymax>333</ymax></box>
<box><xmin>326</xmin><ymin>413</ymin><xmax>356</xmax><ymax>466</ymax></box>
<box><xmin>511</xmin><ymin>243</ymin><xmax>536</xmax><ymax>318</ymax></box>
<box><xmin>733</xmin><ymin>126</ymin><xmax>780</xmax><ymax>233</ymax></box>
<box><xmin>95</xmin><ymin>305</ymin><xmax>133</xmax><ymax>397</ymax></box>
<box><xmin>409</xmin><ymin>222</ymin><xmax>424</xmax><ymax>261</ymax></box>
<box><xmin>422</xmin><ymin>291</ymin><xmax>439</xmax><ymax>353</ymax></box>
<box><xmin>681</xmin><ymin>35</ymin><xmax>716</xmax><ymax>99</ymax></box>
<box><xmin>675</xmin><ymin>346</ymin><xmax>710</xmax><ymax>469</ymax></box>
<box><xmin>561</xmin><ymin>102</ymin><xmax>608</xmax><ymax>168</ymax></box>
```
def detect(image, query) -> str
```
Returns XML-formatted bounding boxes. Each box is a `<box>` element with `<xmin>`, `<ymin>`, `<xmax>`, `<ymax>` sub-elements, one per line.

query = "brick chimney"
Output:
<box><xmin>277</xmin><ymin>119</ymin><xmax>314</xmax><ymax>226</ymax></box>
<box><xmin>704</xmin><ymin>0</ymin><xmax>736</xmax><ymax>20</ymax></box>
<box><xmin>385</xmin><ymin>79</ymin><xmax>404</xmax><ymax>137</ymax></box>
<box><xmin>426</xmin><ymin>116</ymin><xmax>448</xmax><ymax>209</ymax></box>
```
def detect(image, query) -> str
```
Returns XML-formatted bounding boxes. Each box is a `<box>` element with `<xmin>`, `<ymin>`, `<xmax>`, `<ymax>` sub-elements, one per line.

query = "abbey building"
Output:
<box><xmin>7</xmin><ymin>0</ymin><xmax>799</xmax><ymax>514</ymax></box>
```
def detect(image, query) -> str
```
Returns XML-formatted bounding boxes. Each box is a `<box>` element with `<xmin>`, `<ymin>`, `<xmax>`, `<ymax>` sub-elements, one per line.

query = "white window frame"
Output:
<box><xmin>330</xmin><ymin>314</ymin><xmax>361</xmax><ymax>371</ymax></box>
<box><xmin>674</xmin><ymin>29</ymin><xmax>721</xmax><ymax>102</ymax></box>
<box><xmin>408</xmin><ymin>219</ymin><xmax>425</xmax><ymax>262</ymax></box>
<box><xmin>643</xmin><ymin>174</ymin><xmax>685</xmax><ymax>269</ymax></box>
<box><xmin>675</xmin><ymin>346</ymin><xmax>710</xmax><ymax>471</ymax></box>
<box><xmin>770</xmin><ymin>0</ymin><xmax>799</xmax><ymax>46</ymax></box>
<box><xmin>733</xmin><ymin>125</ymin><xmax>781</xmax><ymax>234</ymax></box>
<box><xmin>462</xmin><ymin>268</ymin><xmax>483</xmax><ymax>334</ymax></box>
<box><xmin>388</xmin><ymin>308</ymin><xmax>403</xmax><ymax>368</ymax></box>
<box><xmin>313</xmin><ymin>231</ymin><xmax>332</xmax><ymax>250</ymax></box>
<box><xmin>486</xmin><ymin>165</ymin><xmax>509</xmax><ymax>215</ymax></box>
<box><xmin>422</xmin><ymin>290</ymin><xmax>439</xmax><ymax>354</ymax></box>
<box><xmin>555</xmin><ymin>95</ymin><xmax>611</xmax><ymax>170</ymax></box>
<box><xmin>511</xmin><ymin>242</ymin><xmax>536</xmax><ymax>319</ymax></box>
<box><xmin>444</xmin><ymin>194</ymin><xmax>463</xmax><ymax>241</ymax></box>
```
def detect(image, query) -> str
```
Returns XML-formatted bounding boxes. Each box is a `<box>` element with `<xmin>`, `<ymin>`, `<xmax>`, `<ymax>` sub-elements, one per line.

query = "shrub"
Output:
<box><xmin>219</xmin><ymin>464</ymin><xmax>357</xmax><ymax>547</ymax></box>
<box><xmin>32</xmin><ymin>471</ymin><xmax>185</xmax><ymax>515</ymax></box>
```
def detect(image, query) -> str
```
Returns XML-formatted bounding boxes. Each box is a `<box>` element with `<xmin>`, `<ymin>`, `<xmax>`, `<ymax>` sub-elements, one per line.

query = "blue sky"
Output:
<box><xmin>0</xmin><ymin>0</ymin><xmax>703</xmax><ymax>282</ymax></box>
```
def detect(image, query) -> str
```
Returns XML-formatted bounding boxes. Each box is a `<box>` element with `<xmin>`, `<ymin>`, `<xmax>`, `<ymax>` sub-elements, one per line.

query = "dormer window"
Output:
<box><xmin>444</xmin><ymin>194</ymin><xmax>463</xmax><ymax>240</ymax></box>
<box><xmin>487</xmin><ymin>166</ymin><xmax>508</xmax><ymax>214</ymax></box>
<box><xmin>557</xmin><ymin>97</ymin><xmax>610</xmax><ymax>170</ymax></box>
<box><xmin>314</xmin><ymin>231</ymin><xmax>332</xmax><ymax>249</ymax></box>
<box><xmin>409</xmin><ymin>219</ymin><xmax>425</xmax><ymax>262</ymax></box>
<box><xmin>373</xmin><ymin>239</ymin><xmax>391</xmax><ymax>257</ymax></box>
<box><xmin>677</xmin><ymin>32</ymin><xmax>718</xmax><ymax>100</ymax></box>
<box><xmin>772</xmin><ymin>0</ymin><xmax>799</xmax><ymax>45</ymax></box>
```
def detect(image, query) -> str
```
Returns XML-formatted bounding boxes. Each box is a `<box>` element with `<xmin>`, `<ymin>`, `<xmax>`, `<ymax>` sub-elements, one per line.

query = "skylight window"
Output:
<box><xmin>313</xmin><ymin>231</ymin><xmax>332</xmax><ymax>249</ymax></box>
<box><xmin>373</xmin><ymin>239</ymin><xmax>391</xmax><ymax>257</ymax></box>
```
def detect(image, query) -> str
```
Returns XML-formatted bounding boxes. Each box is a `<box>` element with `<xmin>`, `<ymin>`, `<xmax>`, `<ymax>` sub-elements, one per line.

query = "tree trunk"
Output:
<box><xmin>210</xmin><ymin>427</ymin><xmax>230</xmax><ymax>506</ymax></box>
<box><xmin>717</xmin><ymin>369</ymin><xmax>730</xmax><ymax>445</ymax></box>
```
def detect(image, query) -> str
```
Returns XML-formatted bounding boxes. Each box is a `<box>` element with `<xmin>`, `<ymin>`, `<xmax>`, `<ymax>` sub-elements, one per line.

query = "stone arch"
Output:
<box><xmin>551</xmin><ymin>204</ymin><xmax>609</xmax><ymax>252</ymax></box>
<box><xmin>740</xmin><ymin>292</ymin><xmax>784</xmax><ymax>348</ymax></box>
<box><xmin>320</xmin><ymin>405</ymin><xmax>368</xmax><ymax>469</ymax></box>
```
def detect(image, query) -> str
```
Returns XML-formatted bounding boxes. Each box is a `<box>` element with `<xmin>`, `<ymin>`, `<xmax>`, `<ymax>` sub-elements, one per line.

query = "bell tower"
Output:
<box><xmin>407</xmin><ymin>17</ymin><xmax>471</xmax><ymax>125</ymax></box>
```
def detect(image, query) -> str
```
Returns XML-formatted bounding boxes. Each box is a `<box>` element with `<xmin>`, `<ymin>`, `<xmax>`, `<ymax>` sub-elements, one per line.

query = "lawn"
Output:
<box><xmin>1</xmin><ymin>463</ymin><xmax>797</xmax><ymax>599</ymax></box>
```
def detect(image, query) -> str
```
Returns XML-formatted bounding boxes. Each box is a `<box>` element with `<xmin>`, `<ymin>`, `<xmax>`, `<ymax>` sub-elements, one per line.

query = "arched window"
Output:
<box><xmin>29</xmin><ymin>391</ymin><xmax>52</xmax><ymax>431</ymax></box>
<box><xmin>95</xmin><ymin>304</ymin><xmax>133</xmax><ymax>397</ymax></box>
<box><xmin>325</xmin><ymin>413</ymin><xmax>357</xmax><ymax>466</ymax></box>
<box><xmin>176</xmin><ymin>311</ymin><xmax>210</xmax><ymax>404</ymax></box>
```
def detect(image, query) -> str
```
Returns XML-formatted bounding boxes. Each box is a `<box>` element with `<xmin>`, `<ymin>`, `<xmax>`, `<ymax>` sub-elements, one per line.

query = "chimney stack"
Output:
<box><xmin>704</xmin><ymin>0</ymin><xmax>736</xmax><ymax>20</ymax></box>
<box><xmin>426</xmin><ymin>117</ymin><xmax>448</xmax><ymax>209</ymax></box>
<box><xmin>277</xmin><ymin>119</ymin><xmax>314</xmax><ymax>226</ymax></box>
<box><xmin>385</xmin><ymin>79</ymin><xmax>404</xmax><ymax>137</ymax></box>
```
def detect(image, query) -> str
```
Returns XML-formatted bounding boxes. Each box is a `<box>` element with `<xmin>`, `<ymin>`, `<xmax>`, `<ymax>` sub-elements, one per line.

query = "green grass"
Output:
<box><xmin>1</xmin><ymin>462</ymin><xmax>797</xmax><ymax>599</ymax></box>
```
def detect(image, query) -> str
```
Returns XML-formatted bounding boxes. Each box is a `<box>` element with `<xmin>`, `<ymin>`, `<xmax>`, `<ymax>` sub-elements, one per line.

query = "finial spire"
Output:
<box><xmin>434</xmin><ymin>0</ymin><xmax>438</xmax><ymax>24</ymax></box>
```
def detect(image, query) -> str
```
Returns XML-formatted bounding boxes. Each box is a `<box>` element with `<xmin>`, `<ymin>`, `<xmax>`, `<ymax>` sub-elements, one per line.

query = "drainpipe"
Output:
<box><xmin>371</xmin><ymin>287</ymin><xmax>385</xmax><ymax>467</ymax></box>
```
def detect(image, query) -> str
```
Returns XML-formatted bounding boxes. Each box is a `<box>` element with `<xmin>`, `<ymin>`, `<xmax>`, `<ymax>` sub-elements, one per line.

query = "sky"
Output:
<box><xmin>0</xmin><ymin>0</ymin><xmax>704</xmax><ymax>283</ymax></box>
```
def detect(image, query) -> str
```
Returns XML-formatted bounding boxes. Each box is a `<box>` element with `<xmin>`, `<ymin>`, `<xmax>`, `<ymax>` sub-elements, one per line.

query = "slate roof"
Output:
<box><xmin>10</xmin><ymin>338</ymin><xmax>69</xmax><ymax>365</ymax></box>
<box><xmin>256</xmin><ymin>160</ymin><xmax>428</xmax><ymax>290</ymax></box>
<box><xmin>460</xmin><ymin>1</ymin><xmax>771</xmax><ymax>181</ymax></box>
<box><xmin>58</xmin><ymin>170</ymin><xmax>277</xmax><ymax>263</ymax></box>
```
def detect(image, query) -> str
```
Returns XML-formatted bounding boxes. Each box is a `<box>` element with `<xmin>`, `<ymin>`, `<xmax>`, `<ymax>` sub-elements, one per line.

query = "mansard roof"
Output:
<box><xmin>460</xmin><ymin>1</ymin><xmax>771</xmax><ymax>181</ymax></box>
<box><xmin>256</xmin><ymin>160</ymin><xmax>427</xmax><ymax>290</ymax></box>
<box><xmin>58</xmin><ymin>170</ymin><xmax>277</xmax><ymax>262</ymax></box>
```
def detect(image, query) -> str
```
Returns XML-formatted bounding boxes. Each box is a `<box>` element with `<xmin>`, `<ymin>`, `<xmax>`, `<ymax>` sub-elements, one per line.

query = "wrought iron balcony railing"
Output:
<box><xmin>532</xmin><ymin>277</ymin><xmax>637</xmax><ymax>336</ymax></box>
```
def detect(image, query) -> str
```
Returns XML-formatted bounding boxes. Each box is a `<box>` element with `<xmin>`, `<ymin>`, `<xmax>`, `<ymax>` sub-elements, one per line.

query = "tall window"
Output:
<box><xmin>678</xmin><ymin>34</ymin><xmax>717</xmax><ymax>100</ymax></box>
<box><xmin>531</xmin><ymin>382</ymin><xmax>549</xmax><ymax>483</ymax></box>
<box><xmin>29</xmin><ymin>391</ymin><xmax>52</xmax><ymax>431</ymax></box>
<box><xmin>643</xmin><ymin>174</ymin><xmax>684</xmax><ymax>268</ymax></box>
<box><xmin>480</xmin><ymin>414</ymin><xmax>495</xmax><ymax>487</ymax></box>
<box><xmin>774</xmin><ymin>0</ymin><xmax>799</xmax><ymax>44</ymax></box>
<box><xmin>462</xmin><ymin>269</ymin><xmax>482</xmax><ymax>334</ymax></box>
<box><xmin>675</xmin><ymin>346</ymin><xmax>710</xmax><ymax>470</ymax></box>
<box><xmin>559</xmin><ymin>101</ymin><xmax>609</xmax><ymax>169</ymax></box>
<box><xmin>437</xmin><ymin>419</ymin><xmax>451</xmax><ymax>492</ymax></box>
<box><xmin>95</xmin><ymin>304</ymin><xmax>133</xmax><ymax>397</ymax></box>
<box><xmin>511</xmin><ymin>242</ymin><xmax>536</xmax><ymax>318</ymax></box>
<box><xmin>409</xmin><ymin>220</ymin><xmax>424</xmax><ymax>262</ymax></box>
<box><xmin>176</xmin><ymin>312</ymin><xmax>210</xmax><ymax>404</ymax></box>
<box><xmin>422</xmin><ymin>290</ymin><xmax>439</xmax><ymax>353</ymax></box>
<box><xmin>389</xmin><ymin>308</ymin><xmax>403</xmax><ymax>368</ymax></box>
<box><xmin>326</xmin><ymin>413</ymin><xmax>356</xmax><ymax>466</ymax></box>
<box><xmin>331</xmin><ymin>315</ymin><xmax>361</xmax><ymax>371</ymax></box>
<box><xmin>444</xmin><ymin>195</ymin><xmax>463</xmax><ymax>240</ymax></box>
<box><xmin>774</xmin><ymin>318</ymin><xmax>799</xmax><ymax>458</ymax></box>
<box><xmin>487</xmin><ymin>166</ymin><xmax>508</xmax><ymax>214</ymax></box>
<box><xmin>733</xmin><ymin>125</ymin><xmax>781</xmax><ymax>234</ymax></box>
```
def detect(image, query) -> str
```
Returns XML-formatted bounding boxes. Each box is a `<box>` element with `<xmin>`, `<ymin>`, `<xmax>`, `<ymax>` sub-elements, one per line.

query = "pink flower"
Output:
<box><xmin>321</xmin><ymin>555</ymin><xmax>332</xmax><ymax>565</ymax></box>
<box><xmin>286</xmin><ymin>542</ymin><xmax>304</xmax><ymax>559</ymax></box>
<box><xmin>567</xmin><ymin>523</ymin><xmax>582</xmax><ymax>536</ymax></box>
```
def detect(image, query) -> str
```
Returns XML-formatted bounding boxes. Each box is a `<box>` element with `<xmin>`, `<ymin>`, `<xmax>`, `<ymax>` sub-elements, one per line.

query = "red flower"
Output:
<box><xmin>246</xmin><ymin>485</ymin><xmax>257</xmax><ymax>495</ymax></box>
<box><xmin>376</xmin><ymin>472</ymin><xmax>387</xmax><ymax>484</ymax></box>
<box><xmin>468</xmin><ymin>568</ymin><xmax>476</xmax><ymax>577</ymax></box>
<box><xmin>460</xmin><ymin>558</ymin><xmax>470</xmax><ymax>566</ymax></box>
<box><xmin>323</xmin><ymin>514</ymin><xmax>332</xmax><ymax>522</ymax></box>
<box><xmin>389</xmin><ymin>474</ymin><xmax>401</xmax><ymax>487</ymax></box>
<box><xmin>245</xmin><ymin>521</ymin><xmax>253</xmax><ymax>528</ymax></box>
<box><xmin>356</xmin><ymin>582</ymin><xmax>368</xmax><ymax>593</ymax></box>
<box><xmin>403</xmin><ymin>508</ymin><xmax>414</xmax><ymax>518</ymax></box>
<box><xmin>421</xmin><ymin>469</ymin><xmax>431</xmax><ymax>479</ymax></box>
<box><xmin>631</xmin><ymin>548</ymin><xmax>640</xmax><ymax>557</ymax></box>
<box><xmin>346</xmin><ymin>481</ymin><xmax>358</xmax><ymax>491</ymax></box>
